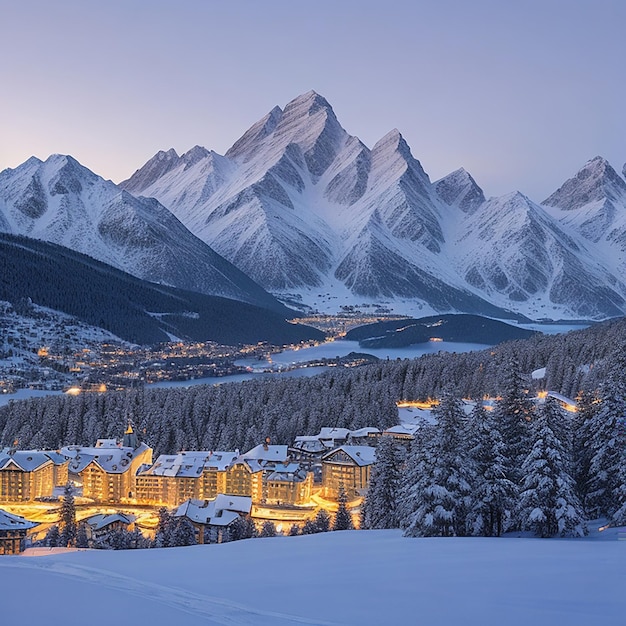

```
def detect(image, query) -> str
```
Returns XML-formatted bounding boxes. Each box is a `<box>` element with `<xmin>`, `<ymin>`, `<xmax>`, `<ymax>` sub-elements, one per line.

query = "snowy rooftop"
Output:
<box><xmin>174</xmin><ymin>495</ymin><xmax>251</xmax><ymax>526</ymax></box>
<box><xmin>84</xmin><ymin>513</ymin><xmax>135</xmax><ymax>531</ymax></box>
<box><xmin>384</xmin><ymin>424</ymin><xmax>420</xmax><ymax>436</ymax></box>
<box><xmin>238</xmin><ymin>444</ymin><xmax>288</xmax><ymax>463</ymax></box>
<box><xmin>0</xmin><ymin>508</ymin><xmax>38</xmax><ymax>531</ymax></box>
<box><xmin>323</xmin><ymin>445</ymin><xmax>377</xmax><ymax>466</ymax></box>
<box><xmin>140</xmin><ymin>451</ymin><xmax>238</xmax><ymax>477</ymax></box>
<box><xmin>0</xmin><ymin>450</ymin><xmax>55</xmax><ymax>473</ymax></box>
<box><xmin>62</xmin><ymin>442</ymin><xmax>150</xmax><ymax>474</ymax></box>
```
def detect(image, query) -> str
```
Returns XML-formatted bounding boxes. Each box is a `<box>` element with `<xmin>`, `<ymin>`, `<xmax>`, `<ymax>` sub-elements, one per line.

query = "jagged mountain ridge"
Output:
<box><xmin>0</xmin><ymin>155</ymin><xmax>286</xmax><ymax>314</ymax></box>
<box><xmin>542</xmin><ymin>156</ymin><xmax>626</xmax><ymax>276</ymax></box>
<box><xmin>121</xmin><ymin>91</ymin><xmax>626</xmax><ymax>320</ymax></box>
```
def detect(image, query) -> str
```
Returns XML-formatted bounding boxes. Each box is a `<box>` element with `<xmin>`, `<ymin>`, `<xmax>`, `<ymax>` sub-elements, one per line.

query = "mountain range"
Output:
<box><xmin>3</xmin><ymin>90</ymin><xmax>626</xmax><ymax>322</ymax></box>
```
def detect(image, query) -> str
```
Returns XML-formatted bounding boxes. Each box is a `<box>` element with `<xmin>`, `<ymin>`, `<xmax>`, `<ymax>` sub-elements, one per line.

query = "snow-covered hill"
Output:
<box><xmin>1</xmin><ymin>530</ymin><xmax>623</xmax><ymax>625</ymax></box>
<box><xmin>122</xmin><ymin>91</ymin><xmax>626</xmax><ymax>320</ymax></box>
<box><xmin>0</xmin><ymin>155</ymin><xmax>283</xmax><ymax>313</ymax></box>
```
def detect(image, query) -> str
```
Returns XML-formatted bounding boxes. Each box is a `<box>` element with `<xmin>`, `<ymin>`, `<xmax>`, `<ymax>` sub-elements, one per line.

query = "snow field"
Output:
<box><xmin>1</xmin><ymin>530</ymin><xmax>624</xmax><ymax>625</ymax></box>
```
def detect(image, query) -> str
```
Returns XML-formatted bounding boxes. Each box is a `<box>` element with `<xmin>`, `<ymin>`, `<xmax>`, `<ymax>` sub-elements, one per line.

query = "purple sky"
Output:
<box><xmin>1</xmin><ymin>0</ymin><xmax>625</xmax><ymax>201</ymax></box>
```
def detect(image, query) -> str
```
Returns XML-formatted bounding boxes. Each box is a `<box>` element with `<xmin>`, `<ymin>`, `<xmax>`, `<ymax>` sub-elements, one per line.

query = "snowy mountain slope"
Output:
<box><xmin>453</xmin><ymin>192</ymin><xmax>626</xmax><ymax>319</ymax></box>
<box><xmin>117</xmin><ymin>92</ymin><xmax>626</xmax><ymax>320</ymax></box>
<box><xmin>0</xmin><ymin>155</ymin><xmax>284</xmax><ymax>313</ymax></box>
<box><xmin>542</xmin><ymin>157</ymin><xmax>626</xmax><ymax>275</ymax></box>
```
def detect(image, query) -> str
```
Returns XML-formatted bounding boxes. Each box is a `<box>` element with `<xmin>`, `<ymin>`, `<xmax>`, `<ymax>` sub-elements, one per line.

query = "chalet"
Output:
<box><xmin>61</xmin><ymin>425</ymin><xmax>152</xmax><ymax>503</ymax></box>
<box><xmin>82</xmin><ymin>512</ymin><xmax>135</xmax><ymax>542</ymax></box>
<box><xmin>173</xmin><ymin>494</ymin><xmax>252</xmax><ymax>544</ymax></box>
<box><xmin>0</xmin><ymin>508</ymin><xmax>37</xmax><ymax>555</ymax></box>
<box><xmin>321</xmin><ymin>445</ymin><xmax>376</xmax><ymax>500</ymax></box>
<box><xmin>135</xmin><ymin>451</ymin><xmax>237</xmax><ymax>506</ymax></box>
<box><xmin>0</xmin><ymin>449</ymin><xmax>69</xmax><ymax>502</ymax></box>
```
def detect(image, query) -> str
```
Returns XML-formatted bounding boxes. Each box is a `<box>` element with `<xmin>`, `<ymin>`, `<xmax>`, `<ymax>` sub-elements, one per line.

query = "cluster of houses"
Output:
<box><xmin>0</xmin><ymin>422</ymin><xmax>415</xmax><ymax>553</ymax></box>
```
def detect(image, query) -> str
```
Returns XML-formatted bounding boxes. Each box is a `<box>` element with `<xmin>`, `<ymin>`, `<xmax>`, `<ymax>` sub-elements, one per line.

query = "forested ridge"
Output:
<box><xmin>0</xmin><ymin>232</ymin><xmax>322</xmax><ymax>345</ymax></box>
<box><xmin>1</xmin><ymin>315</ymin><xmax>625</xmax><ymax>458</ymax></box>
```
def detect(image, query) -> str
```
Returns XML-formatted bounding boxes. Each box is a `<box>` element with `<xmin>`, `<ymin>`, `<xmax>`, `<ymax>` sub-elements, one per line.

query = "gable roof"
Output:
<box><xmin>322</xmin><ymin>445</ymin><xmax>376</xmax><ymax>467</ymax></box>
<box><xmin>83</xmin><ymin>512</ymin><xmax>135</xmax><ymax>531</ymax></box>
<box><xmin>174</xmin><ymin>495</ymin><xmax>251</xmax><ymax>526</ymax></box>
<box><xmin>0</xmin><ymin>450</ymin><xmax>53</xmax><ymax>473</ymax></box>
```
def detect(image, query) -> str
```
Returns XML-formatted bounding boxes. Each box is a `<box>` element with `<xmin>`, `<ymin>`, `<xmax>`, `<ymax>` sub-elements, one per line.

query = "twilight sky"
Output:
<box><xmin>1</xmin><ymin>0</ymin><xmax>624</xmax><ymax>201</ymax></box>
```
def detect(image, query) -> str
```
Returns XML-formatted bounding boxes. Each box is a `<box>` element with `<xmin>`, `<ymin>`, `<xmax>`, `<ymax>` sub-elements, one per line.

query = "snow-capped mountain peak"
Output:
<box><xmin>0</xmin><ymin>154</ymin><xmax>283</xmax><ymax>312</ymax></box>
<box><xmin>435</xmin><ymin>168</ymin><xmax>486</xmax><ymax>214</ymax></box>
<box><xmin>118</xmin><ymin>94</ymin><xmax>626</xmax><ymax>320</ymax></box>
<box><xmin>543</xmin><ymin>156</ymin><xmax>626</xmax><ymax>210</ymax></box>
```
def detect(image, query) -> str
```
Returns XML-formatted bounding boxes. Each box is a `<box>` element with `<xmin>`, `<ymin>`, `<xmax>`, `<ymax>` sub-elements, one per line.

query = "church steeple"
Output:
<box><xmin>122</xmin><ymin>421</ymin><xmax>139</xmax><ymax>449</ymax></box>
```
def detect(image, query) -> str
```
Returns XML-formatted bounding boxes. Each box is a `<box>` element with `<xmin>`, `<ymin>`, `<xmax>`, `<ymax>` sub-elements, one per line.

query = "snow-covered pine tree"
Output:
<box><xmin>397</xmin><ymin>419</ymin><xmax>435</xmax><ymax>529</ymax></box>
<box><xmin>171</xmin><ymin>517</ymin><xmax>197</xmax><ymax>546</ymax></box>
<box><xmin>228</xmin><ymin>516</ymin><xmax>257</xmax><ymax>541</ymax></box>
<box><xmin>314</xmin><ymin>509</ymin><xmax>331</xmax><ymax>533</ymax></box>
<box><xmin>586</xmin><ymin>353</ymin><xmax>626</xmax><ymax>521</ymax></box>
<box><xmin>572</xmin><ymin>387</ymin><xmax>600</xmax><ymax>513</ymax></box>
<box><xmin>45</xmin><ymin>524</ymin><xmax>60</xmax><ymax>547</ymax></box>
<box><xmin>76</xmin><ymin>522</ymin><xmax>89</xmax><ymax>548</ymax></box>
<box><xmin>516</xmin><ymin>398</ymin><xmax>586</xmax><ymax>537</ymax></box>
<box><xmin>260</xmin><ymin>521</ymin><xmax>277</xmax><ymax>537</ymax></box>
<box><xmin>494</xmin><ymin>357</ymin><xmax>534</xmax><ymax>483</ymax></box>
<box><xmin>333</xmin><ymin>484</ymin><xmax>354</xmax><ymax>531</ymax></box>
<box><xmin>59</xmin><ymin>483</ymin><xmax>77</xmax><ymax>547</ymax></box>
<box><xmin>466</xmin><ymin>404</ymin><xmax>517</xmax><ymax>536</ymax></box>
<box><xmin>154</xmin><ymin>507</ymin><xmax>173</xmax><ymax>548</ymax></box>
<box><xmin>403</xmin><ymin>394</ymin><xmax>473</xmax><ymax>537</ymax></box>
<box><xmin>361</xmin><ymin>436</ymin><xmax>405</xmax><ymax>529</ymax></box>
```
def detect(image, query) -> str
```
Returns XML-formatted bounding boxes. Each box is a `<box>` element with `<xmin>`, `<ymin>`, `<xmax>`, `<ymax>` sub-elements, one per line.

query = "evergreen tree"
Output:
<box><xmin>260</xmin><ymin>521</ymin><xmax>277</xmax><ymax>537</ymax></box>
<box><xmin>516</xmin><ymin>399</ymin><xmax>586</xmax><ymax>537</ymax></box>
<box><xmin>76</xmin><ymin>522</ymin><xmax>90</xmax><ymax>549</ymax></box>
<box><xmin>361</xmin><ymin>436</ymin><xmax>405</xmax><ymax>529</ymax></box>
<box><xmin>572</xmin><ymin>387</ymin><xmax>600</xmax><ymax>512</ymax></box>
<box><xmin>494</xmin><ymin>357</ymin><xmax>534</xmax><ymax>483</ymax></box>
<box><xmin>228</xmin><ymin>516</ymin><xmax>257</xmax><ymax>541</ymax></box>
<box><xmin>59</xmin><ymin>483</ymin><xmax>77</xmax><ymax>547</ymax></box>
<box><xmin>170</xmin><ymin>517</ymin><xmax>197</xmax><ymax>546</ymax></box>
<box><xmin>288</xmin><ymin>524</ymin><xmax>300</xmax><ymax>536</ymax></box>
<box><xmin>314</xmin><ymin>509</ymin><xmax>331</xmax><ymax>533</ymax></box>
<box><xmin>154</xmin><ymin>507</ymin><xmax>173</xmax><ymax>548</ymax></box>
<box><xmin>45</xmin><ymin>524</ymin><xmax>60</xmax><ymax>547</ymax></box>
<box><xmin>301</xmin><ymin>519</ymin><xmax>319</xmax><ymax>535</ymax></box>
<box><xmin>466</xmin><ymin>404</ymin><xmax>517</xmax><ymax>536</ymax></box>
<box><xmin>333</xmin><ymin>485</ymin><xmax>354</xmax><ymax>531</ymax></box>
<box><xmin>403</xmin><ymin>394</ymin><xmax>472</xmax><ymax>537</ymax></box>
<box><xmin>586</xmin><ymin>354</ymin><xmax>626</xmax><ymax>520</ymax></box>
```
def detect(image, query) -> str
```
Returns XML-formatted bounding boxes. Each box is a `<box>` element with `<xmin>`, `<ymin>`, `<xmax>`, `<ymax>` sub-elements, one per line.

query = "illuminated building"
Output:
<box><xmin>173</xmin><ymin>494</ymin><xmax>252</xmax><ymax>544</ymax></box>
<box><xmin>62</xmin><ymin>425</ymin><xmax>152</xmax><ymax>503</ymax></box>
<box><xmin>0</xmin><ymin>509</ymin><xmax>37</xmax><ymax>554</ymax></box>
<box><xmin>135</xmin><ymin>451</ymin><xmax>237</xmax><ymax>506</ymax></box>
<box><xmin>321</xmin><ymin>446</ymin><xmax>376</xmax><ymax>499</ymax></box>
<box><xmin>0</xmin><ymin>449</ymin><xmax>69</xmax><ymax>502</ymax></box>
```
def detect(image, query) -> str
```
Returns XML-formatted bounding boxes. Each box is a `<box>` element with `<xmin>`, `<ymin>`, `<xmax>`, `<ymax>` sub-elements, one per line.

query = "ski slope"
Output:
<box><xmin>1</xmin><ymin>529</ymin><xmax>623</xmax><ymax>625</ymax></box>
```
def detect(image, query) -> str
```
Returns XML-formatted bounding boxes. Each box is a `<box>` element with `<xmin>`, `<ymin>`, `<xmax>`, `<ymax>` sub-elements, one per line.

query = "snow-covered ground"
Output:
<box><xmin>1</xmin><ymin>530</ymin><xmax>623</xmax><ymax>625</ymax></box>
